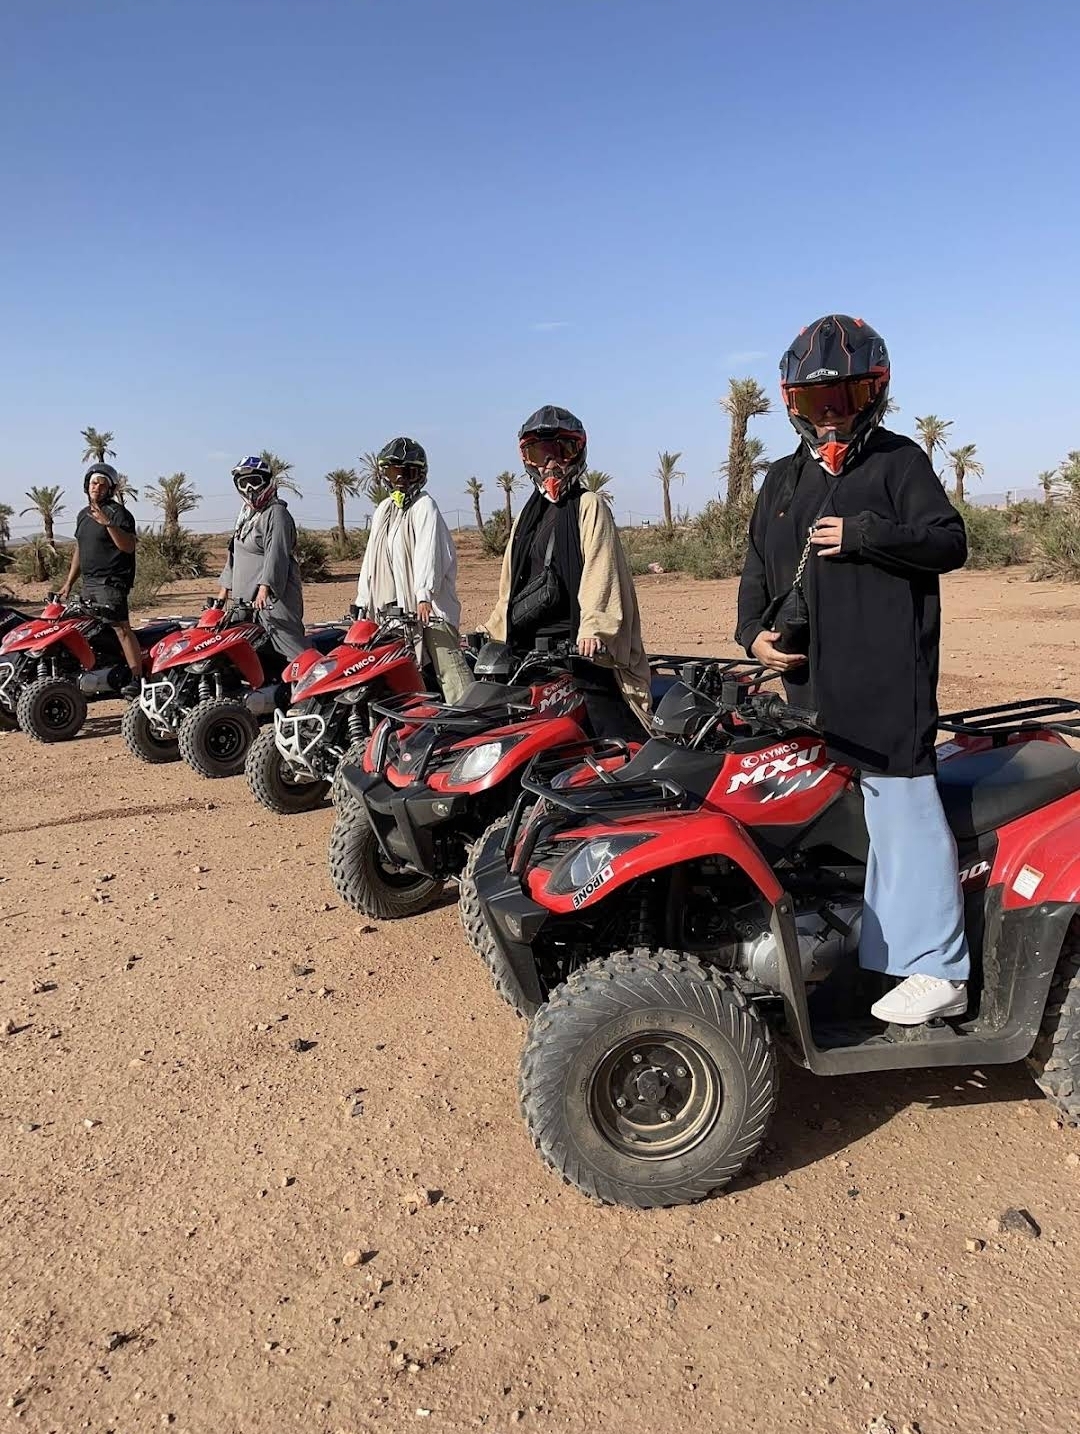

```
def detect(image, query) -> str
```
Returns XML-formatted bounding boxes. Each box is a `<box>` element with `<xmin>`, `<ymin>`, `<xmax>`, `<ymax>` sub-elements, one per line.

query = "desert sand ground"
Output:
<box><xmin>2</xmin><ymin>547</ymin><xmax>1079</xmax><ymax>1434</ymax></box>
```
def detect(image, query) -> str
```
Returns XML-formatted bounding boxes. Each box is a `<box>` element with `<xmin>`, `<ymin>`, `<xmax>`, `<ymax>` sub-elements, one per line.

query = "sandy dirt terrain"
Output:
<box><xmin>2</xmin><ymin>549</ymin><xmax>1080</xmax><ymax>1434</ymax></box>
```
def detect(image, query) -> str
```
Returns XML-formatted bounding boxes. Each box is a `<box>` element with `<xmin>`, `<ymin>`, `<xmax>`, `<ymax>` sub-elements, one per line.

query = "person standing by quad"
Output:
<box><xmin>486</xmin><ymin>405</ymin><xmax>650</xmax><ymax>740</ymax></box>
<box><xmin>354</xmin><ymin>437</ymin><xmax>471</xmax><ymax>704</ymax></box>
<box><xmin>216</xmin><ymin>455</ymin><xmax>307</xmax><ymax>661</ymax></box>
<box><xmin>57</xmin><ymin>462</ymin><xmax>142</xmax><ymax>698</ymax></box>
<box><xmin>736</xmin><ymin>315</ymin><xmax>970</xmax><ymax>1025</ymax></box>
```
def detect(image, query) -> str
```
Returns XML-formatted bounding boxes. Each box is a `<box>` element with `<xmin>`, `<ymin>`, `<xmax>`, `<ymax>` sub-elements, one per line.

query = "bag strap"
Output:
<box><xmin>541</xmin><ymin>528</ymin><xmax>557</xmax><ymax>568</ymax></box>
<box><xmin>791</xmin><ymin>475</ymin><xmax>842</xmax><ymax>588</ymax></box>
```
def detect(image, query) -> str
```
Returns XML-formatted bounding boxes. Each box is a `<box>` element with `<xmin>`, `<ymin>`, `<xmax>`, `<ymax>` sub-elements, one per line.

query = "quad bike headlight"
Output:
<box><xmin>447</xmin><ymin>738</ymin><xmax>521</xmax><ymax>786</ymax></box>
<box><xmin>549</xmin><ymin>833</ymin><xmax>657</xmax><ymax>896</ymax></box>
<box><xmin>156</xmin><ymin>638</ymin><xmax>190</xmax><ymax>663</ymax></box>
<box><xmin>293</xmin><ymin>659</ymin><xmax>336</xmax><ymax>698</ymax></box>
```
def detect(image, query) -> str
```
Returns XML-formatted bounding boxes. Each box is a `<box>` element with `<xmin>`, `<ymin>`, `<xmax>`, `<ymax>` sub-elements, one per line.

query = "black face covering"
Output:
<box><xmin>506</xmin><ymin>487</ymin><xmax>584</xmax><ymax>648</ymax></box>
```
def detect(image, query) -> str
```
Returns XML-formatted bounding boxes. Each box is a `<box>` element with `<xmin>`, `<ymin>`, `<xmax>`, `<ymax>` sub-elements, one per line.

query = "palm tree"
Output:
<box><xmin>113</xmin><ymin>473</ymin><xmax>138</xmax><ymax>505</ymax></box>
<box><xmin>884</xmin><ymin>398</ymin><xmax>901</xmax><ymax>418</ymax></box>
<box><xmin>465</xmin><ymin>477</ymin><xmax>485</xmax><ymax>529</ymax></box>
<box><xmin>21</xmin><ymin>485</ymin><xmax>66</xmax><ymax>543</ymax></box>
<box><xmin>80</xmin><ymin>426</ymin><xmax>116</xmax><ymax>464</ymax></box>
<box><xmin>719</xmin><ymin>378</ymin><xmax>771</xmax><ymax>506</ymax></box>
<box><xmin>358</xmin><ymin>451</ymin><xmax>392</xmax><ymax>506</ymax></box>
<box><xmin>914</xmin><ymin>415</ymin><xmax>953</xmax><ymax>476</ymax></box>
<box><xmin>23</xmin><ymin>535</ymin><xmax>58</xmax><ymax>583</ymax></box>
<box><xmin>1038</xmin><ymin>469</ymin><xmax>1060</xmax><ymax>505</ymax></box>
<box><xmin>496</xmin><ymin>470</ymin><xmax>518</xmax><ymax>524</ymax></box>
<box><xmin>0</xmin><ymin>502</ymin><xmax>13</xmax><ymax>551</ymax></box>
<box><xmin>745</xmin><ymin>436</ymin><xmax>770</xmax><ymax>484</ymax></box>
<box><xmin>584</xmin><ymin>470</ymin><xmax>615</xmax><ymax>506</ymax></box>
<box><xmin>260</xmin><ymin>450</ymin><xmax>302</xmax><ymax>498</ymax></box>
<box><xmin>326</xmin><ymin>467</ymin><xmax>362</xmax><ymax>545</ymax></box>
<box><xmin>146</xmin><ymin>472</ymin><xmax>200</xmax><ymax>535</ymax></box>
<box><xmin>655</xmin><ymin>451</ymin><xmax>684</xmax><ymax>531</ymax></box>
<box><xmin>947</xmin><ymin>444</ymin><xmax>984</xmax><ymax>505</ymax></box>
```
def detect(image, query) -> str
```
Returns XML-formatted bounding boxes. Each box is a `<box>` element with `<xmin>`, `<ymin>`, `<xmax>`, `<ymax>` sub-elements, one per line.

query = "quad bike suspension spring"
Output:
<box><xmin>36</xmin><ymin>657</ymin><xmax>50</xmax><ymax>682</ymax></box>
<box><xmin>198</xmin><ymin>675</ymin><xmax>213</xmax><ymax>702</ymax></box>
<box><xmin>348</xmin><ymin>705</ymin><xmax>367</xmax><ymax>742</ymax></box>
<box><xmin>624</xmin><ymin>878</ymin><xmax>662</xmax><ymax>950</ymax></box>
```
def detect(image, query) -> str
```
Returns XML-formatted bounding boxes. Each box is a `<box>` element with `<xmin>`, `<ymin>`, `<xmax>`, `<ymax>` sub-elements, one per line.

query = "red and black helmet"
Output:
<box><xmin>518</xmin><ymin>405</ymin><xmax>587</xmax><ymax>502</ymax></box>
<box><xmin>780</xmin><ymin>315</ymin><xmax>890</xmax><ymax>476</ymax></box>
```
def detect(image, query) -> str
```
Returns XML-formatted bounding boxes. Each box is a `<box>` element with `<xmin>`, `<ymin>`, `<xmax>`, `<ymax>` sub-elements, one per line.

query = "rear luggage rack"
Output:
<box><xmin>939</xmin><ymin>697</ymin><xmax>1080</xmax><ymax>743</ymax></box>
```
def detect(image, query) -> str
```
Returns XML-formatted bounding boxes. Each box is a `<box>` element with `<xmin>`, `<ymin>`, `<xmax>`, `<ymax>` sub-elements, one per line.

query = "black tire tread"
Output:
<box><xmin>520</xmin><ymin>948</ymin><xmax>776</xmax><ymax>1209</ymax></box>
<box><xmin>1027</xmin><ymin>925</ymin><xmax>1080</xmax><ymax>1123</ymax></box>
<box><xmin>245</xmin><ymin>725</ymin><xmax>329</xmax><ymax>815</ymax></box>
<box><xmin>15</xmin><ymin>676</ymin><xmax>88</xmax><ymax>744</ymax></box>
<box><xmin>327</xmin><ymin>798</ymin><xmax>443</xmax><ymax>919</ymax></box>
<box><xmin>177</xmin><ymin>698</ymin><xmax>258</xmax><ymax>779</ymax></box>
<box><xmin>330</xmin><ymin>738</ymin><xmax>369</xmax><ymax>809</ymax></box>
<box><xmin>121</xmin><ymin>700</ymin><xmax>180</xmax><ymax>765</ymax></box>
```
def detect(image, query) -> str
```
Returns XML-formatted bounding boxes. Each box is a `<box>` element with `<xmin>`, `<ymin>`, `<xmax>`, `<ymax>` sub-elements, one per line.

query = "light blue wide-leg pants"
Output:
<box><xmin>858</xmin><ymin>773</ymin><xmax>971</xmax><ymax>980</ymax></box>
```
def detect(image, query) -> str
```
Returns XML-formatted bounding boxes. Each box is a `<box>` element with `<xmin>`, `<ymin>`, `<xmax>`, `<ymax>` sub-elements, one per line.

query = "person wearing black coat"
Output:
<box><xmin>736</xmin><ymin>315</ymin><xmax>971</xmax><ymax>1026</ymax></box>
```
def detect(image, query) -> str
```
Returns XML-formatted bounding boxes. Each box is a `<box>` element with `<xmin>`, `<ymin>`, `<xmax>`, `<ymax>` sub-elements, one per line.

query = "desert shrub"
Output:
<box><xmin>137</xmin><ymin>526</ymin><xmax>210</xmax><ymax>579</ymax></box>
<box><xmin>954</xmin><ymin>502</ymin><xmax>1026</xmax><ymax>571</ymax></box>
<box><xmin>129</xmin><ymin>550</ymin><xmax>173</xmax><ymax>609</ymax></box>
<box><xmin>294</xmin><ymin>528</ymin><xmax>331</xmax><ymax>582</ymax></box>
<box><xmin>1030</xmin><ymin>503</ymin><xmax>1080</xmax><ymax>581</ymax></box>
<box><xmin>12</xmin><ymin>537</ymin><xmax>69</xmax><ymax>584</ymax></box>
<box><xmin>620</xmin><ymin>525</ymin><xmax>688</xmax><ymax>576</ymax></box>
<box><xmin>684</xmin><ymin>498</ymin><xmax>753</xmax><ymax>579</ymax></box>
<box><xmin>330</xmin><ymin>529</ymin><xmax>368</xmax><ymax>562</ymax></box>
<box><xmin>481</xmin><ymin>511</ymin><xmax>510</xmax><ymax>557</ymax></box>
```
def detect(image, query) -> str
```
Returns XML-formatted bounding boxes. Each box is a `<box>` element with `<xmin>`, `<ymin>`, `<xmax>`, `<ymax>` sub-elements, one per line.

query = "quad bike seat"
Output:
<box><xmin>937</xmin><ymin>741</ymin><xmax>1080</xmax><ymax>840</ymax></box>
<box><xmin>134</xmin><ymin>619</ymin><xmax>184</xmax><ymax>648</ymax></box>
<box><xmin>307</xmin><ymin>625</ymin><xmax>347</xmax><ymax>654</ymax></box>
<box><xmin>456</xmin><ymin>680</ymin><xmax>534</xmax><ymax>711</ymax></box>
<box><xmin>611</xmin><ymin>738</ymin><xmax>725</xmax><ymax>803</ymax></box>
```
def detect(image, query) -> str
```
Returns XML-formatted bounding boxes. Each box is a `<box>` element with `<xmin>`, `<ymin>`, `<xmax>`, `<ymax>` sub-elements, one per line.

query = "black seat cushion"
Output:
<box><xmin>134</xmin><ymin>619</ymin><xmax>183</xmax><ymax>648</ymax></box>
<box><xmin>308</xmin><ymin>625</ymin><xmax>347</xmax><ymax>654</ymax></box>
<box><xmin>937</xmin><ymin>741</ymin><xmax>1080</xmax><ymax>840</ymax></box>
<box><xmin>455</xmin><ymin>681</ymin><xmax>534</xmax><ymax>711</ymax></box>
<box><xmin>613</xmin><ymin>737</ymin><xmax>725</xmax><ymax>803</ymax></box>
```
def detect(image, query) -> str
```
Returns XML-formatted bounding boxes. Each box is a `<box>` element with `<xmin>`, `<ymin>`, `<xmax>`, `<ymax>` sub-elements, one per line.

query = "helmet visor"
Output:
<box><xmin>785</xmin><ymin>376</ymin><xmax>884</xmax><ymax>426</ymax></box>
<box><xmin>520</xmin><ymin>434</ymin><xmax>584</xmax><ymax>468</ymax></box>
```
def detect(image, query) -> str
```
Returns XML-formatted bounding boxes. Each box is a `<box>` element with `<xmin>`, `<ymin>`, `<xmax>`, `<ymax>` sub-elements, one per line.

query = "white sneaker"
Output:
<box><xmin>870</xmin><ymin>974</ymin><xmax>968</xmax><ymax>1026</ymax></box>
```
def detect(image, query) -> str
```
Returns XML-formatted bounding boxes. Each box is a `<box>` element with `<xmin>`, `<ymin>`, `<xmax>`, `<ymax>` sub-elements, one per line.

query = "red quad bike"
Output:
<box><xmin>467</xmin><ymin>668</ymin><xmax>1080</xmax><ymax>1208</ymax></box>
<box><xmin>0</xmin><ymin>593</ymin><xmax>188</xmax><ymax>743</ymax></box>
<box><xmin>328</xmin><ymin>642</ymin><xmax>753</xmax><ymax>921</ymax></box>
<box><xmin>0</xmin><ymin>604</ymin><xmax>34</xmax><ymax>731</ymax></box>
<box><xmin>243</xmin><ymin>607</ymin><xmax>434</xmax><ymax>816</ymax></box>
<box><xmin>123</xmin><ymin>600</ymin><xmax>345</xmax><ymax>778</ymax></box>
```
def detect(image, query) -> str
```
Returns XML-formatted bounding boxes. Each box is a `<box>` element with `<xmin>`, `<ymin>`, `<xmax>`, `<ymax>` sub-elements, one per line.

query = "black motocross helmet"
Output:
<box><xmin>83</xmin><ymin>462</ymin><xmax>120</xmax><ymax>498</ymax></box>
<box><xmin>378</xmin><ymin>437</ymin><xmax>428</xmax><ymax>507</ymax></box>
<box><xmin>780</xmin><ymin>315</ymin><xmax>890</xmax><ymax>475</ymax></box>
<box><xmin>518</xmin><ymin>405</ymin><xmax>587</xmax><ymax>502</ymax></box>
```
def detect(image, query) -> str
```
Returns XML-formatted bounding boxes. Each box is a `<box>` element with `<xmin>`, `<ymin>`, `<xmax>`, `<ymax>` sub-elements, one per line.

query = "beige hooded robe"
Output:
<box><xmin>486</xmin><ymin>490</ymin><xmax>652</xmax><ymax>724</ymax></box>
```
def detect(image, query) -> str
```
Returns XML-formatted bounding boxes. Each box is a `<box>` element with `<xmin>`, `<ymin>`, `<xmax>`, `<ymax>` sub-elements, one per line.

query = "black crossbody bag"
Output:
<box><xmin>509</xmin><ymin>529</ymin><xmax>561</xmax><ymax>631</ymax></box>
<box><xmin>760</xmin><ymin>471</ymin><xmax>841</xmax><ymax>656</ymax></box>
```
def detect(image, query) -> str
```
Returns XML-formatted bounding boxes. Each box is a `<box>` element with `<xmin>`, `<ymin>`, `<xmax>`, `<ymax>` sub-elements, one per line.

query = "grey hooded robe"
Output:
<box><xmin>219</xmin><ymin>499</ymin><xmax>306</xmax><ymax>661</ymax></box>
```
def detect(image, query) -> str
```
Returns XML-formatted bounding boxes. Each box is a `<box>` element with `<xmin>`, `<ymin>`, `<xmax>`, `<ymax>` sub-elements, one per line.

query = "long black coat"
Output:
<box><xmin>736</xmin><ymin>430</ymin><xmax>968</xmax><ymax>777</ymax></box>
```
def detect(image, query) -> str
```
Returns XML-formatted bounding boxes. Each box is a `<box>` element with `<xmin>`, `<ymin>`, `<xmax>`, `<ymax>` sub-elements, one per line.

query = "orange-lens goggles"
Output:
<box><xmin>786</xmin><ymin>376</ymin><xmax>882</xmax><ymax>424</ymax></box>
<box><xmin>520</xmin><ymin>434</ymin><xmax>582</xmax><ymax>467</ymax></box>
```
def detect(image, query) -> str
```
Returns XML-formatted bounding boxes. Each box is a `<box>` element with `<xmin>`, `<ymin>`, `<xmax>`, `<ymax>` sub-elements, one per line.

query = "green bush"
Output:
<box><xmin>294</xmin><ymin>528</ymin><xmax>332</xmax><ymax>582</ymax></box>
<box><xmin>481</xmin><ymin>511</ymin><xmax>510</xmax><ymax>557</ymax></box>
<box><xmin>12</xmin><ymin>537</ymin><xmax>70</xmax><ymax>584</ymax></box>
<box><xmin>137</xmin><ymin>526</ymin><xmax>210</xmax><ymax>579</ymax></box>
<box><xmin>621</xmin><ymin>499</ymin><xmax>753</xmax><ymax>580</ymax></box>
<box><xmin>1030</xmin><ymin>504</ymin><xmax>1080</xmax><ymax>581</ymax></box>
<box><xmin>330</xmin><ymin>529</ymin><xmax>368</xmax><ymax>562</ymax></box>
<box><xmin>955</xmin><ymin>501</ymin><xmax>1027</xmax><ymax>570</ymax></box>
<box><xmin>128</xmin><ymin>550</ymin><xmax>173</xmax><ymax>609</ymax></box>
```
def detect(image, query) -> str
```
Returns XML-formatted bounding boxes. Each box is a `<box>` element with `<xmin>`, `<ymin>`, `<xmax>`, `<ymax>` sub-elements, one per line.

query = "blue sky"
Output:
<box><xmin>2</xmin><ymin>0</ymin><xmax>1078</xmax><ymax>535</ymax></box>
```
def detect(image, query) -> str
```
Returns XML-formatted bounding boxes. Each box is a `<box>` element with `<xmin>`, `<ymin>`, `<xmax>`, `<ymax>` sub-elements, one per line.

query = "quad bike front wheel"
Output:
<box><xmin>121</xmin><ymin>700</ymin><xmax>180</xmax><ymax>764</ymax></box>
<box><xmin>459</xmin><ymin>814</ymin><xmax>534</xmax><ymax>1016</ymax></box>
<box><xmin>328</xmin><ymin>798</ymin><xmax>443</xmax><ymax>920</ymax></box>
<box><xmin>16</xmin><ymin>677</ymin><xmax>89</xmax><ymax>744</ymax></box>
<box><xmin>330</xmin><ymin>738</ymin><xmax>370</xmax><ymax>810</ymax></box>
<box><xmin>1027</xmin><ymin>924</ymin><xmax>1080</xmax><ymax>1124</ymax></box>
<box><xmin>245</xmin><ymin>726</ymin><xmax>329</xmax><ymax>815</ymax></box>
<box><xmin>178</xmin><ymin>698</ymin><xmax>259</xmax><ymax>779</ymax></box>
<box><xmin>520</xmin><ymin>949</ymin><xmax>776</xmax><ymax>1208</ymax></box>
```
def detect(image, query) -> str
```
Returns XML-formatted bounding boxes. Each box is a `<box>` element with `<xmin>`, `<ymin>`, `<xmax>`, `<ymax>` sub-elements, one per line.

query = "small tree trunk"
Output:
<box><xmin>725</xmin><ymin>416</ymin><xmax>748</xmax><ymax>507</ymax></box>
<box><xmin>44</xmin><ymin>514</ymin><xmax>55</xmax><ymax>544</ymax></box>
<box><xmin>472</xmin><ymin>496</ymin><xmax>484</xmax><ymax>529</ymax></box>
<box><xmin>955</xmin><ymin>474</ymin><xmax>965</xmax><ymax>505</ymax></box>
<box><xmin>335</xmin><ymin>491</ymin><xmax>346</xmax><ymax>547</ymax></box>
<box><xmin>33</xmin><ymin>548</ymin><xmax>47</xmax><ymax>582</ymax></box>
<box><xmin>662</xmin><ymin>482</ymin><xmax>672</xmax><ymax>531</ymax></box>
<box><xmin>504</xmin><ymin>491</ymin><xmax>512</xmax><ymax>524</ymax></box>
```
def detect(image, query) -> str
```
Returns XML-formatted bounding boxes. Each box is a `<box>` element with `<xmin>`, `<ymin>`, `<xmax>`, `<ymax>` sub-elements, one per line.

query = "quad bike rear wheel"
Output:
<box><xmin>459</xmin><ymin>815</ymin><xmax>533</xmax><ymax>1016</ymax></box>
<box><xmin>16</xmin><ymin>676</ymin><xmax>89</xmax><ymax>744</ymax></box>
<box><xmin>1027</xmin><ymin>925</ymin><xmax>1080</xmax><ymax>1124</ymax></box>
<box><xmin>331</xmin><ymin>738</ymin><xmax>370</xmax><ymax>810</ymax></box>
<box><xmin>328</xmin><ymin>798</ymin><xmax>443</xmax><ymax>919</ymax></box>
<box><xmin>178</xmin><ymin>698</ymin><xmax>259</xmax><ymax>779</ymax></box>
<box><xmin>520</xmin><ymin>949</ymin><xmax>776</xmax><ymax>1208</ymax></box>
<box><xmin>245</xmin><ymin>725</ymin><xmax>329</xmax><ymax>814</ymax></box>
<box><xmin>121</xmin><ymin>700</ymin><xmax>180</xmax><ymax>764</ymax></box>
